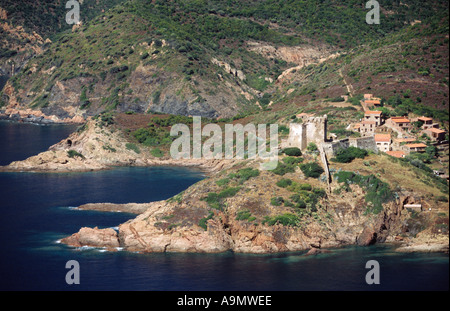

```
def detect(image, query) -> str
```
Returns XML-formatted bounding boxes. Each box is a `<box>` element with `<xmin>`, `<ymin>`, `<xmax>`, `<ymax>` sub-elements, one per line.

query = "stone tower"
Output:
<box><xmin>281</xmin><ymin>115</ymin><xmax>328</xmax><ymax>150</ymax></box>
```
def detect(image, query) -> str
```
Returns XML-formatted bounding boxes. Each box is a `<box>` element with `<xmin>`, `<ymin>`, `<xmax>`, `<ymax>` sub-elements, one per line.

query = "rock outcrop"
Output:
<box><xmin>61</xmin><ymin>227</ymin><xmax>120</xmax><ymax>250</ymax></box>
<box><xmin>60</xmin><ymin>161</ymin><xmax>444</xmax><ymax>254</ymax></box>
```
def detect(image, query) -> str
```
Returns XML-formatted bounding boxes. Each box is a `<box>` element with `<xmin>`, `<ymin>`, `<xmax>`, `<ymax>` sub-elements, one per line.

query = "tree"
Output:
<box><xmin>307</xmin><ymin>142</ymin><xmax>318</xmax><ymax>152</ymax></box>
<box><xmin>300</xmin><ymin>162</ymin><xmax>324</xmax><ymax>178</ymax></box>
<box><xmin>425</xmin><ymin>145</ymin><xmax>438</xmax><ymax>158</ymax></box>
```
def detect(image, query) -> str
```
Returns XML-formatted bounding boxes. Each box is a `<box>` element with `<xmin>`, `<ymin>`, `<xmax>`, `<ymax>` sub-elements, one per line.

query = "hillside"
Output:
<box><xmin>273</xmin><ymin>16</ymin><xmax>449</xmax><ymax>121</ymax></box>
<box><xmin>1</xmin><ymin>0</ymin><xmax>448</xmax><ymax>122</ymax></box>
<box><xmin>0</xmin><ymin>0</ymin><xmax>126</xmax><ymax>78</ymax></box>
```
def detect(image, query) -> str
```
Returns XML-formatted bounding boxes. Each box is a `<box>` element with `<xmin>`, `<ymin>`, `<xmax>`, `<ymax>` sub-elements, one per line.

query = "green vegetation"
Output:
<box><xmin>198</xmin><ymin>211</ymin><xmax>214</xmax><ymax>231</ymax></box>
<box><xmin>67</xmin><ymin>150</ymin><xmax>84</xmax><ymax>159</ymax></box>
<box><xmin>331</xmin><ymin>147</ymin><xmax>368</xmax><ymax>163</ymax></box>
<box><xmin>307</xmin><ymin>142</ymin><xmax>318</xmax><ymax>152</ymax></box>
<box><xmin>262</xmin><ymin>213</ymin><xmax>300</xmax><ymax>227</ymax></box>
<box><xmin>236</xmin><ymin>210</ymin><xmax>256</xmax><ymax>222</ymax></box>
<box><xmin>334</xmin><ymin>171</ymin><xmax>393</xmax><ymax>214</ymax></box>
<box><xmin>276</xmin><ymin>178</ymin><xmax>292</xmax><ymax>188</ymax></box>
<box><xmin>300</xmin><ymin>162</ymin><xmax>324</xmax><ymax>178</ymax></box>
<box><xmin>234</xmin><ymin>167</ymin><xmax>260</xmax><ymax>184</ymax></box>
<box><xmin>151</xmin><ymin>148</ymin><xmax>164</xmax><ymax>158</ymax></box>
<box><xmin>125</xmin><ymin>143</ymin><xmax>140</xmax><ymax>154</ymax></box>
<box><xmin>270</xmin><ymin>196</ymin><xmax>284</xmax><ymax>206</ymax></box>
<box><xmin>281</xmin><ymin>147</ymin><xmax>302</xmax><ymax>157</ymax></box>
<box><xmin>386</xmin><ymin>95</ymin><xmax>449</xmax><ymax>122</ymax></box>
<box><xmin>202</xmin><ymin>187</ymin><xmax>241</xmax><ymax>211</ymax></box>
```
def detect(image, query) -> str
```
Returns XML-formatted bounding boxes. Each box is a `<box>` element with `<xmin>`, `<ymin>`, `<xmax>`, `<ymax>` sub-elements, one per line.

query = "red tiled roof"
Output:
<box><xmin>427</xmin><ymin>128</ymin><xmax>446</xmax><ymax>134</ymax></box>
<box><xmin>418</xmin><ymin>116</ymin><xmax>433</xmax><ymax>122</ymax></box>
<box><xmin>390</xmin><ymin>117</ymin><xmax>410</xmax><ymax>123</ymax></box>
<box><xmin>394</xmin><ymin>138</ymin><xmax>415</xmax><ymax>143</ymax></box>
<box><xmin>374</xmin><ymin>134</ymin><xmax>391</xmax><ymax>142</ymax></box>
<box><xmin>386</xmin><ymin>151</ymin><xmax>405</xmax><ymax>158</ymax></box>
<box><xmin>405</xmin><ymin>143</ymin><xmax>427</xmax><ymax>148</ymax></box>
<box><xmin>365</xmin><ymin>110</ymin><xmax>382</xmax><ymax>115</ymax></box>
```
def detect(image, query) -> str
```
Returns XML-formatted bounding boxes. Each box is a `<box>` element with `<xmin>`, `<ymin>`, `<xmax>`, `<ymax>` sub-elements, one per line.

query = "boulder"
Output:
<box><xmin>61</xmin><ymin>227</ymin><xmax>120</xmax><ymax>249</ymax></box>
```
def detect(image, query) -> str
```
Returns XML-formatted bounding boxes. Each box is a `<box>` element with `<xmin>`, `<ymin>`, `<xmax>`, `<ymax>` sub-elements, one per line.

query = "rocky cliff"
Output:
<box><xmin>60</xmin><ymin>157</ymin><xmax>449</xmax><ymax>254</ymax></box>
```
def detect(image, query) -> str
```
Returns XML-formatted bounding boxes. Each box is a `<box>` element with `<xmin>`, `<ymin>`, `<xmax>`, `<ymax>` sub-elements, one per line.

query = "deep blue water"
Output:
<box><xmin>0</xmin><ymin>120</ymin><xmax>448</xmax><ymax>291</ymax></box>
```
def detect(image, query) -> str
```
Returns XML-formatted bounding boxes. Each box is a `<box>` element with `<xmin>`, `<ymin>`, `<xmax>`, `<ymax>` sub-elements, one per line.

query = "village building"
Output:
<box><xmin>423</xmin><ymin>127</ymin><xmax>446</xmax><ymax>142</ymax></box>
<box><xmin>364</xmin><ymin>110</ymin><xmax>383</xmax><ymax>126</ymax></box>
<box><xmin>385</xmin><ymin>117</ymin><xmax>412</xmax><ymax>132</ymax></box>
<box><xmin>411</xmin><ymin>116</ymin><xmax>440</xmax><ymax>130</ymax></box>
<box><xmin>374</xmin><ymin>134</ymin><xmax>391</xmax><ymax>152</ymax></box>
<box><xmin>392</xmin><ymin>137</ymin><xmax>416</xmax><ymax>150</ymax></box>
<box><xmin>402</xmin><ymin>143</ymin><xmax>427</xmax><ymax>154</ymax></box>
<box><xmin>359</xmin><ymin>120</ymin><xmax>376</xmax><ymax>137</ymax></box>
<box><xmin>365</xmin><ymin>99</ymin><xmax>381</xmax><ymax>107</ymax></box>
<box><xmin>363</xmin><ymin>94</ymin><xmax>382</xmax><ymax>107</ymax></box>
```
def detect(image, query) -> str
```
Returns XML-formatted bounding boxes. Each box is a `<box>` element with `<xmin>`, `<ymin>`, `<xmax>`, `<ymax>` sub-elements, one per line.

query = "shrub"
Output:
<box><xmin>216</xmin><ymin>178</ymin><xmax>230</xmax><ymax>186</ymax></box>
<box><xmin>282</xmin><ymin>147</ymin><xmax>302</xmax><ymax>156</ymax></box>
<box><xmin>263</xmin><ymin>213</ymin><xmax>300</xmax><ymax>227</ymax></box>
<box><xmin>278</xmin><ymin>125</ymin><xmax>290</xmax><ymax>135</ymax></box>
<box><xmin>307</xmin><ymin>142</ymin><xmax>318</xmax><ymax>152</ymax></box>
<box><xmin>272</xmin><ymin>162</ymin><xmax>296</xmax><ymax>176</ymax></box>
<box><xmin>300</xmin><ymin>162</ymin><xmax>324</xmax><ymax>178</ymax></box>
<box><xmin>67</xmin><ymin>150</ymin><xmax>84</xmax><ymax>159</ymax></box>
<box><xmin>218</xmin><ymin>187</ymin><xmax>241</xmax><ymax>198</ymax></box>
<box><xmin>235</xmin><ymin>167</ymin><xmax>259</xmax><ymax>183</ymax></box>
<box><xmin>125</xmin><ymin>143</ymin><xmax>141</xmax><ymax>154</ymax></box>
<box><xmin>282</xmin><ymin>156</ymin><xmax>303</xmax><ymax>165</ymax></box>
<box><xmin>289</xmin><ymin>194</ymin><xmax>307</xmax><ymax>208</ymax></box>
<box><xmin>276</xmin><ymin>178</ymin><xmax>292</xmax><ymax>188</ymax></box>
<box><xmin>332</xmin><ymin>147</ymin><xmax>368</xmax><ymax>163</ymax></box>
<box><xmin>203</xmin><ymin>187</ymin><xmax>241</xmax><ymax>210</ymax></box>
<box><xmin>198</xmin><ymin>212</ymin><xmax>214</xmax><ymax>230</ymax></box>
<box><xmin>151</xmin><ymin>148</ymin><xmax>164</xmax><ymax>157</ymax></box>
<box><xmin>236</xmin><ymin>210</ymin><xmax>254</xmax><ymax>221</ymax></box>
<box><xmin>270</xmin><ymin>196</ymin><xmax>284</xmax><ymax>206</ymax></box>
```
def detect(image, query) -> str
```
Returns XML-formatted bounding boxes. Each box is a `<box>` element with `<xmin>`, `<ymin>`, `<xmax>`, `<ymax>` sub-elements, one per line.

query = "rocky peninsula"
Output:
<box><xmin>1</xmin><ymin>114</ymin><xmax>448</xmax><ymax>254</ymax></box>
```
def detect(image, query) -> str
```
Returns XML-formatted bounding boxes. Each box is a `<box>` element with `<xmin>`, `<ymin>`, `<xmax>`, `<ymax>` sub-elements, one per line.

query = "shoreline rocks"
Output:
<box><xmin>60</xmin><ymin>227</ymin><xmax>120</xmax><ymax>250</ymax></box>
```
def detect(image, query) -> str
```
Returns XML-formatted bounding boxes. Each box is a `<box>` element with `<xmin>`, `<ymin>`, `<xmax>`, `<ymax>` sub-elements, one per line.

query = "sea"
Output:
<box><xmin>0</xmin><ymin>120</ymin><xmax>448</xmax><ymax>294</ymax></box>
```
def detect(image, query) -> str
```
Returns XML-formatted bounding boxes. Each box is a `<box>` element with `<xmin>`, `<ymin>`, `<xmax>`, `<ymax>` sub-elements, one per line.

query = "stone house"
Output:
<box><xmin>359</xmin><ymin>120</ymin><xmax>376</xmax><ymax>137</ymax></box>
<box><xmin>374</xmin><ymin>134</ymin><xmax>391</xmax><ymax>152</ymax></box>
<box><xmin>402</xmin><ymin>143</ymin><xmax>427</xmax><ymax>154</ymax></box>
<box><xmin>386</xmin><ymin>117</ymin><xmax>411</xmax><ymax>132</ymax></box>
<box><xmin>423</xmin><ymin>127</ymin><xmax>446</xmax><ymax>142</ymax></box>
<box><xmin>364</xmin><ymin>110</ymin><xmax>383</xmax><ymax>126</ymax></box>
<box><xmin>392</xmin><ymin>138</ymin><xmax>416</xmax><ymax>150</ymax></box>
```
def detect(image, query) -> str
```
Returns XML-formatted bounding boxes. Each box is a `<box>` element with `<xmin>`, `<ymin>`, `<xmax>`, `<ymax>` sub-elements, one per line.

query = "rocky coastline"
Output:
<box><xmin>0</xmin><ymin>106</ymin><xmax>86</xmax><ymax>125</ymax></box>
<box><xmin>1</xmin><ymin>117</ymin><xmax>448</xmax><ymax>255</ymax></box>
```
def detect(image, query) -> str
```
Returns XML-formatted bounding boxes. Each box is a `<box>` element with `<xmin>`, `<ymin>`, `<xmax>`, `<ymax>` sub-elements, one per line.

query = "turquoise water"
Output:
<box><xmin>0</xmin><ymin>121</ymin><xmax>448</xmax><ymax>291</ymax></box>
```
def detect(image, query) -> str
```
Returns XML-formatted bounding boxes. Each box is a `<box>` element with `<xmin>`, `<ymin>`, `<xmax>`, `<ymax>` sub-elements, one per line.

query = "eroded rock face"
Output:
<box><xmin>61</xmin><ymin>227</ymin><xmax>119</xmax><ymax>249</ymax></box>
<box><xmin>60</xmin><ymin>169</ymin><xmax>409</xmax><ymax>254</ymax></box>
